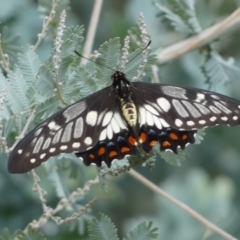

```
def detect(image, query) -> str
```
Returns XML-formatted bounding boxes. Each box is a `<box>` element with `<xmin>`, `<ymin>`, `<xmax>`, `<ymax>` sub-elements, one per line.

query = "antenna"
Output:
<box><xmin>120</xmin><ymin>40</ymin><xmax>151</xmax><ymax>71</ymax></box>
<box><xmin>74</xmin><ymin>51</ymin><xmax>116</xmax><ymax>72</ymax></box>
<box><xmin>74</xmin><ymin>40</ymin><xmax>151</xmax><ymax>72</ymax></box>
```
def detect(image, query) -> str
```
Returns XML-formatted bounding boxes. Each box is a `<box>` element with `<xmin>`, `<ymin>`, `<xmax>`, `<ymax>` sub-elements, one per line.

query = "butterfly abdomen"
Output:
<box><xmin>120</xmin><ymin>98</ymin><xmax>138</xmax><ymax>129</ymax></box>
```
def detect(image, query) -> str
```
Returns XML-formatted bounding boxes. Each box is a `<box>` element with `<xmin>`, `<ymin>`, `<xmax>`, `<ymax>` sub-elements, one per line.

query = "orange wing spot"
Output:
<box><xmin>149</xmin><ymin>140</ymin><xmax>157</xmax><ymax>147</ymax></box>
<box><xmin>89</xmin><ymin>153</ymin><xmax>95</xmax><ymax>159</ymax></box>
<box><xmin>128</xmin><ymin>136</ymin><xmax>137</xmax><ymax>146</ymax></box>
<box><xmin>98</xmin><ymin>147</ymin><xmax>106</xmax><ymax>156</ymax></box>
<box><xmin>182</xmin><ymin>134</ymin><xmax>187</xmax><ymax>140</ymax></box>
<box><xmin>170</xmin><ymin>132</ymin><xmax>178</xmax><ymax>140</ymax></box>
<box><xmin>162</xmin><ymin>141</ymin><xmax>171</xmax><ymax>147</ymax></box>
<box><xmin>138</xmin><ymin>132</ymin><xmax>147</xmax><ymax>143</ymax></box>
<box><xmin>121</xmin><ymin>147</ymin><xmax>130</xmax><ymax>153</ymax></box>
<box><xmin>109</xmin><ymin>151</ymin><xmax>117</xmax><ymax>158</ymax></box>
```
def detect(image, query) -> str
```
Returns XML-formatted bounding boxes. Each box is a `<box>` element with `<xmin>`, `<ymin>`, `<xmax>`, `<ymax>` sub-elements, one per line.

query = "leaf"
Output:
<box><xmin>0</xmin><ymin>26</ymin><xmax>21</xmax><ymax>60</ymax></box>
<box><xmin>13</xmin><ymin>227</ymin><xmax>47</xmax><ymax>240</ymax></box>
<box><xmin>154</xmin><ymin>0</ymin><xmax>201</xmax><ymax>34</ymax></box>
<box><xmin>201</xmin><ymin>50</ymin><xmax>240</xmax><ymax>87</ymax></box>
<box><xmin>17</xmin><ymin>46</ymin><xmax>42</xmax><ymax>84</ymax></box>
<box><xmin>123</xmin><ymin>221</ymin><xmax>158</xmax><ymax>240</ymax></box>
<box><xmin>88</xmin><ymin>213</ymin><xmax>119</xmax><ymax>240</ymax></box>
<box><xmin>160</xmin><ymin>148</ymin><xmax>186</xmax><ymax>166</ymax></box>
<box><xmin>95</xmin><ymin>38</ymin><xmax>121</xmax><ymax>86</ymax></box>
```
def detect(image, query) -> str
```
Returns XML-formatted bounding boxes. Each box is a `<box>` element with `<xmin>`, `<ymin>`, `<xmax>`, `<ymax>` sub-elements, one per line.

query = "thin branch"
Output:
<box><xmin>157</xmin><ymin>8</ymin><xmax>240</xmax><ymax>64</ymax></box>
<box><xmin>128</xmin><ymin>169</ymin><xmax>237</xmax><ymax>240</ymax></box>
<box><xmin>27</xmin><ymin>175</ymin><xmax>99</xmax><ymax>229</ymax></box>
<box><xmin>32</xmin><ymin>0</ymin><xmax>59</xmax><ymax>51</ymax></box>
<box><xmin>81</xmin><ymin>0</ymin><xmax>103</xmax><ymax>65</ymax></box>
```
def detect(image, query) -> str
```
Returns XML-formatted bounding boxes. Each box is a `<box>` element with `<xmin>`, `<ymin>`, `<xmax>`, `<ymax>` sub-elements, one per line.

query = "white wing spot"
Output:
<box><xmin>63</xmin><ymin>101</ymin><xmax>86</xmax><ymax>122</ymax></box>
<box><xmin>199</xmin><ymin>120</ymin><xmax>206</xmax><ymax>124</ymax></box>
<box><xmin>153</xmin><ymin>116</ymin><xmax>162</xmax><ymax>129</ymax></box>
<box><xmin>60</xmin><ymin>145</ymin><xmax>68</xmax><ymax>150</ymax></box>
<box><xmin>74</xmin><ymin>117</ymin><xmax>83</xmax><ymax>138</ymax></box>
<box><xmin>42</xmin><ymin>138</ymin><xmax>51</xmax><ymax>150</ymax></box>
<box><xmin>221</xmin><ymin>116</ymin><xmax>228</xmax><ymax>121</ymax></box>
<box><xmin>99</xmin><ymin>129</ymin><xmax>107</xmax><ymax>141</ymax></box>
<box><xmin>30</xmin><ymin>158</ymin><xmax>36</xmax><ymax>163</ymax></box>
<box><xmin>172</xmin><ymin>99</ymin><xmax>189</xmax><ymax>118</ymax></box>
<box><xmin>33</xmin><ymin>136</ymin><xmax>44</xmax><ymax>154</ymax></box>
<box><xmin>194</xmin><ymin>103</ymin><xmax>210</xmax><ymax>115</ymax></box>
<box><xmin>144</xmin><ymin>104</ymin><xmax>159</xmax><ymax>115</ymax></box>
<box><xmin>209</xmin><ymin>105</ymin><xmax>221</xmax><ymax>114</ymax></box>
<box><xmin>175</xmin><ymin>119</ymin><xmax>183</xmax><ymax>127</ymax></box>
<box><xmin>48</xmin><ymin>121</ymin><xmax>60</xmax><ymax>131</ymax></box>
<box><xmin>214</xmin><ymin>101</ymin><xmax>232</xmax><ymax>114</ymax></box>
<box><xmin>17</xmin><ymin>149</ymin><xmax>23</xmax><ymax>154</ymax></box>
<box><xmin>146</xmin><ymin>111</ymin><xmax>154</xmax><ymax>126</ymax></box>
<box><xmin>40</xmin><ymin>153</ymin><xmax>46</xmax><ymax>159</ymax></box>
<box><xmin>111</xmin><ymin>117</ymin><xmax>120</xmax><ymax>133</ymax></box>
<box><xmin>107</xmin><ymin>125</ymin><xmax>113</xmax><ymax>139</ymax></box>
<box><xmin>233</xmin><ymin>116</ymin><xmax>238</xmax><ymax>120</ymax></box>
<box><xmin>139</xmin><ymin>107</ymin><xmax>146</xmax><ymax>126</ymax></box>
<box><xmin>102</xmin><ymin>111</ymin><xmax>113</xmax><ymax>127</ymax></box>
<box><xmin>52</xmin><ymin>129</ymin><xmax>63</xmax><ymax>144</ymax></box>
<box><xmin>161</xmin><ymin>86</ymin><xmax>187</xmax><ymax>99</ymax></box>
<box><xmin>210</xmin><ymin>95</ymin><xmax>220</xmax><ymax>100</ymax></box>
<box><xmin>84</xmin><ymin>137</ymin><xmax>92</xmax><ymax>145</ymax></box>
<box><xmin>61</xmin><ymin>122</ymin><xmax>73</xmax><ymax>143</ymax></box>
<box><xmin>49</xmin><ymin>148</ymin><xmax>56</xmax><ymax>153</ymax></box>
<box><xmin>195</xmin><ymin>93</ymin><xmax>205</xmax><ymax>102</ymax></box>
<box><xmin>113</xmin><ymin>112</ymin><xmax>127</xmax><ymax>129</ymax></box>
<box><xmin>187</xmin><ymin>120</ymin><xmax>195</xmax><ymax>126</ymax></box>
<box><xmin>210</xmin><ymin>116</ymin><xmax>217</xmax><ymax>122</ymax></box>
<box><xmin>159</xmin><ymin>118</ymin><xmax>169</xmax><ymax>127</ymax></box>
<box><xmin>72</xmin><ymin>142</ymin><xmax>80</xmax><ymax>148</ymax></box>
<box><xmin>182</xmin><ymin>101</ymin><xmax>201</xmax><ymax>118</ymax></box>
<box><xmin>34</xmin><ymin>128</ymin><xmax>42</xmax><ymax>137</ymax></box>
<box><xmin>86</xmin><ymin>111</ymin><xmax>98</xmax><ymax>126</ymax></box>
<box><xmin>157</xmin><ymin>97</ymin><xmax>171</xmax><ymax>112</ymax></box>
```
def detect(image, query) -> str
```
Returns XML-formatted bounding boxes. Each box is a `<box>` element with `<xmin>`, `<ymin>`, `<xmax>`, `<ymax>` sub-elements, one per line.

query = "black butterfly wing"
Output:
<box><xmin>132</xmin><ymin>82</ymin><xmax>240</xmax><ymax>130</ymax></box>
<box><xmin>131</xmin><ymin>82</ymin><xmax>240</xmax><ymax>153</ymax></box>
<box><xmin>8</xmin><ymin>86</ymin><xmax>132</xmax><ymax>173</ymax></box>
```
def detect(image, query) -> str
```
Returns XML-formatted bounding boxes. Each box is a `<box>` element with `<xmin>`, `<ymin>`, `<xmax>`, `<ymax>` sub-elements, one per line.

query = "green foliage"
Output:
<box><xmin>88</xmin><ymin>214</ymin><xmax>119</xmax><ymax>240</ymax></box>
<box><xmin>154</xmin><ymin>0</ymin><xmax>201</xmax><ymax>34</ymax></box>
<box><xmin>88</xmin><ymin>214</ymin><xmax>158</xmax><ymax>240</ymax></box>
<box><xmin>123</xmin><ymin>222</ymin><xmax>158</xmax><ymax>240</ymax></box>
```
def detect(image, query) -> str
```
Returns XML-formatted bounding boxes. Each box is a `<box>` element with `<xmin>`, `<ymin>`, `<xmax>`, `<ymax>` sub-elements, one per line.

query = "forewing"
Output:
<box><xmin>132</xmin><ymin>82</ymin><xmax>240</xmax><ymax>130</ymax></box>
<box><xmin>8</xmin><ymin>87</ymin><xmax>128</xmax><ymax>173</ymax></box>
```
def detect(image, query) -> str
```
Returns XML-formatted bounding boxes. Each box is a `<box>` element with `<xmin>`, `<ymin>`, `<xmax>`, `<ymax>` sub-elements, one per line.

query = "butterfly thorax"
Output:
<box><xmin>112</xmin><ymin>71</ymin><xmax>138</xmax><ymax>131</ymax></box>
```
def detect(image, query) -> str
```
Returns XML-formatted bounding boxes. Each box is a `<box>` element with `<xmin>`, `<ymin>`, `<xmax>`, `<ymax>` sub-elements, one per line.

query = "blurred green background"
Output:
<box><xmin>1</xmin><ymin>0</ymin><xmax>240</xmax><ymax>239</ymax></box>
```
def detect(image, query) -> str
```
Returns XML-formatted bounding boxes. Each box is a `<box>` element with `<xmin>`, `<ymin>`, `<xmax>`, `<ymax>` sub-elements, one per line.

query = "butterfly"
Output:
<box><xmin>8</xmin><ymin>62</ymin><xmax>240</xmax><ymax>173</ymax></box>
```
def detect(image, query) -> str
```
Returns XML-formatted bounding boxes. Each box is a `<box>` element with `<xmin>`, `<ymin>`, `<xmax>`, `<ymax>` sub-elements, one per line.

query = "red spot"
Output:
<box><xmin>128</xmin><ymin>136</ymin><xmax>137</xmax><ymax>146</ymax></box>
<box><xmin>138</xmin><ymin>132</ymin><xmax>147</xmax><ymax>143</ymax></box>
<box><xmin>89</xmin><ymin>153</ymin><xmax>95</xmax><ymax>159</ymax></box>
<box><xmin>162</xmin><ymin>141</ymin><xmax>171</xmax><ymax>147</ymax></box>
<box><xmin>170</xmin><ymin>132</ymin><xmax>178</xmax><ymax>140</ymax></box>
<box><xmin>182</xmin><ymin>135</ymin><xmax>187</xmax><ymax>140</ymax></box>
<box><xmin>149</xmin><ymin>140</ymin><xmax>157</xmax><ymax>147</ymax></box>
<box><xmin>109</xmin><ymin>151</ymin><xmax>117</xmax><ymax>158</ymax></box>
<box><xmin>98</xmin><ymin>147</ymin><xmax>105</xmax><ymax>156</ymax></box>
<box><xmin>121</xmin><ymin>147</ymin><xmax>130</xmax><ymax>153</ymax></box>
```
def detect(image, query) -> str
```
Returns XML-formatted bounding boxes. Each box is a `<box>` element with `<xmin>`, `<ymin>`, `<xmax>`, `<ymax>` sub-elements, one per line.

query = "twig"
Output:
<box><xmin>27</xmin><ymin>175</ymin><xmax>99</xmax><ymax>229</ymax></box>
<box><xmin>81</xmin><ymin>0</ymin><xmax>103</xmax><ymax>65</ymax></box>
<box><xmin>32</xmin><ymin>0</ymin><xmax>59</xmax><ymax>51</ymax></box>
<box><xmin>128</xmin><ymin>169</ymin><xmax>237</xmax><ymax>240</ymax></box>
<box><xmin>0</xmin><ymin>34</ymin><xmax>9</xmax><ymax>73</ymax></box>
<box><xmin>157</xmin><ymin>8</ymin><xmax>240</xmax><ymax>64</ymax></box>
